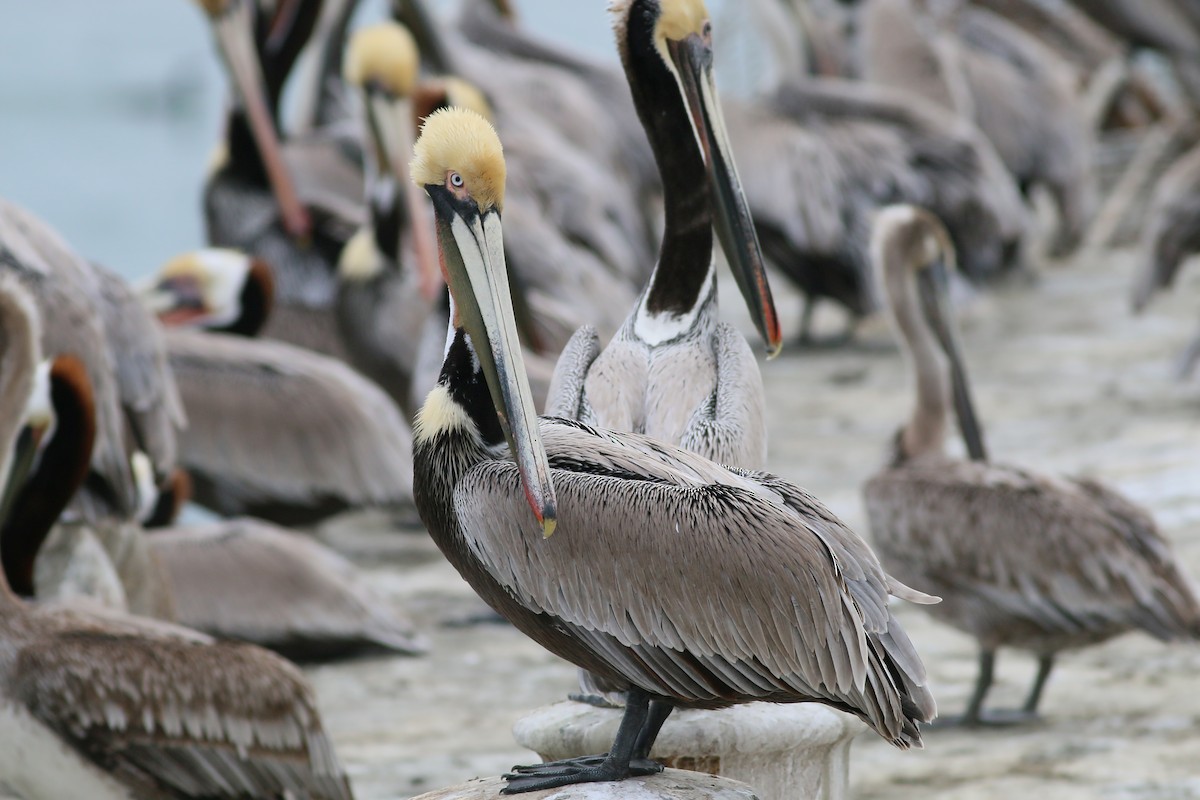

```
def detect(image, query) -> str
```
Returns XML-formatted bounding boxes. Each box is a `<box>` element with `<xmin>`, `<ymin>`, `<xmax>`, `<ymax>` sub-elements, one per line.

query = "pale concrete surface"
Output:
<box><xmin>408</xmin><ymin>771</ymin><xmax>761</xmax><ymax>800</ymax></box>
<box><xmin>307</xmin><ymin>245</ymin><xmax>1200</xmax><ymax>800</ymax></box>
<box><xmin>514</xmin><ymin>701</ymin><xmax>863</xmax><ymax>800</ymax></box>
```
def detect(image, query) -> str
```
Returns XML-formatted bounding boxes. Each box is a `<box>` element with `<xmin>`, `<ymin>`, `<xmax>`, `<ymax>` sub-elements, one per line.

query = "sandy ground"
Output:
<box><xmin>307</xmin><ymin>243</ymin><xmax>1200</xmax><ymax>800</ymax></box>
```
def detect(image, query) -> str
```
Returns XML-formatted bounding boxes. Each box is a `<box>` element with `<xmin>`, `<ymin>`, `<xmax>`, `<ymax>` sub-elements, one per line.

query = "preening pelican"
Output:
<box><xmin>0</xmin><ymin>272</ymin><xmax>354</xmax><ymax>800</ymax></box>
<box><xmin>546</xmin><ymin>0</ymin><xmax>782</xmax><ymax>472</ymax></box>
<box><xmin>410</xmin><ymin>106</ymin><xmax>935</xmax><ymax>792</ymax></box>
<box><xmin>863</xmin><ymin>205</ymin><xmax>1200</xmax><ymax>724</ymax></box>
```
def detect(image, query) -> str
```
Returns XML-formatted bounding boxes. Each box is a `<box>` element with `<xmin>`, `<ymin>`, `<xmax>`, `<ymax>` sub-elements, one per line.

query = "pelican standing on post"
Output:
<box><xmin>410</xmin><ymin>106</ymin><xmax>936</xmax><ymax>793</ymax></box>
<box><xmin>863</xmin><ymin>205</ymin><xmax>1200</xmax><ymax>725</ymax></box>
<box><xmin>546</xmin><ymin>0</ymin><xmax>782</xmax><ymax>471</ymax></box>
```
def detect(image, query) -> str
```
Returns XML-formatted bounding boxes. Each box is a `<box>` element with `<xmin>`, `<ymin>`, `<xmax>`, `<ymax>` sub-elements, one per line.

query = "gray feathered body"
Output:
<box><xmin>864</xmin><ymin>454</ymin><xmax>1200</xmax><ymax>654</ymax></box>
<box><xmin>414</xmin><ymin>396</ymin><xmax>936</xmax><ymax>748</ymax></box>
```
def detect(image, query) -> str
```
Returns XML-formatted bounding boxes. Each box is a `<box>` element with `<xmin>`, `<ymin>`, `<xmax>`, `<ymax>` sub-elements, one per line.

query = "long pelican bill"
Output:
<box><xmin>427</xmin><ymin>188</ymin><xmax>557</xmax><ymax>536</ymax></box>
<box><xmin>668</xmin><ymin>32</ymin><xmax>782</xmax><ymax>357</ymax></box>
<box><xmin>0</xmin><ymin>363</ymin><xmax>54</xmax><ymax>527</ymax></box>
<box><xmin>207</xmin><ymin>0</ymin><xmax>311</xmax><ymax>238</ymax></box>
<box><xmin>365</xmin><ymin>92</ymin><xmax>441</xmax><ymax>302</ymax></box>
<box><xmin>916</xmin><ymin>260</ymin><xmax>989</xmax><ymax>462</ymax></box>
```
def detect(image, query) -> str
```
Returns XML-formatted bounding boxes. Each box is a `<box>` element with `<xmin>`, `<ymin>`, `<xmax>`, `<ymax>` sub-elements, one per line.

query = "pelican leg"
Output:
<box><xmin>1022</xmin><ymin>654</ymin><xmax>1055</xmax><ymax>715</ymax></box>
<box><xmin>933</xmin><ymin>648</ymin><xmax>995</xmax><ymax>728</ymax></box>
<box><xmin>502</xmin><ymin>688</ymin><xmax>664</xmax><ymax>793</ymax></box>
<box><xmin>633</xmin><ymin>700</ymin><xmax>675</xmax><ymax>759</ymax></box>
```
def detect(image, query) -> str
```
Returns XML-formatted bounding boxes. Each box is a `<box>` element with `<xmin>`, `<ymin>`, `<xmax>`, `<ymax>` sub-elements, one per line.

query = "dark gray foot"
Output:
<box><xmin>501</xmin><ymin>756</ymin><xmax>662</xmax><ymax>794</ymax></box>
<box><xmin>568</xmin><ymin>691</ymin><xmax>627</xmax><ymax>709</ymax></box>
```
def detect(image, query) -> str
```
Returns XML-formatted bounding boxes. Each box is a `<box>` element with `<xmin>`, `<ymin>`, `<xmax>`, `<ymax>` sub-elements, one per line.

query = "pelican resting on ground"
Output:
<box><xmin>409</xmin><ymin>106</ymin><xmax>936</xmax><ymax>792</ymax></box>
<box><xmin>863</xmin><ymin>205</ymin><xmax>1200</xmax><ymax>725</ymax></box>
<box><xmin>150</xmin><ymin>518</ymin><xmax>427</xmax><ymax>660</ymax></box>
<box><xmin>547</xmin><ymin>0</ymin><xmax>782</xmax><ymax>472</ymax></box>
<box><xmin>142</xmin><ymin>251</ymin><xmax>416</xmax><ymax>525</ymax></box>
<box><xmin>1131</xmin><ymin>140</ymin><xmax>1200</xmax><ymax>378</ymax></box>
<box><xmin>0</xmin><ymin>273</ymin><xmax>354</xmax><ymax>800</ymax></box>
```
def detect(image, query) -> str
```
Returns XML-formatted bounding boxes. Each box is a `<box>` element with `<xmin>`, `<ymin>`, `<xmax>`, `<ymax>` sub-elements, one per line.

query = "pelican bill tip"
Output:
<box><xmin>541</xmin><ymin>516</ymin><xmax>557</xmax><ymax>538</ymax></box>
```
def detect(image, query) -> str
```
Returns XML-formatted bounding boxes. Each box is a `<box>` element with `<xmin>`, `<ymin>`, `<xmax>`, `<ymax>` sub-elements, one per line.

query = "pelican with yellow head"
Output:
<box><xmin>411</xmin><ymin>108</ymin><xmax>935</xmax><ymax>793</ymax></box>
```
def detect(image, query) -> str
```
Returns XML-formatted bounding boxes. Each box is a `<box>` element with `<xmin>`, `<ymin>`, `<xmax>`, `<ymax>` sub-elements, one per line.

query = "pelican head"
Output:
<box><xmin>139</xmin><ymin>250</ymin><xmax>274</xmax><ymax>337</ymax></box>
<box><xmin>614</xmin><ymin>0</ymin><xmax>781</xmax><ymax>356</ymax></box>
<box><xmin>872</xmin><ymin>205</ymin><xmax>987</xmax><ymax>462</ymax></box>
<box><xmin>193</xmin><ymin>0</ymin><xmax>310</xmax><ymax>238</ymax></box>
<box><xmin>412</xmin><ymin>108</ymin><xmax>556</xmax><ymax>536</ymax></box>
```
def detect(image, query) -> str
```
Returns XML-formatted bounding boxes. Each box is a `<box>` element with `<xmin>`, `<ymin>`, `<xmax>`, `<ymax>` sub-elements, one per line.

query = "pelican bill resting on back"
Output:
<box><xmin>0</xmin><ymin>273</ymin><xmax>353</xmax><ymax>800</ymax></box>
<box><xmin>410</xmin><ymin>107</ymin><xmax>936</xmax><ymax>792</ymax></box>
<box><xmin>142</xmin><ymin>250</ymin><xmax>416</xmax><ymax>525</ymax></box>
<box><xmin>547</xmin><ymin>0</ymin><xmax>782</xmax><ymax>472</ymax></box>
<box><xmin>863</xmin><ymin>205</ymin><xmax>1200</xmax><ymax>725</ymax></box>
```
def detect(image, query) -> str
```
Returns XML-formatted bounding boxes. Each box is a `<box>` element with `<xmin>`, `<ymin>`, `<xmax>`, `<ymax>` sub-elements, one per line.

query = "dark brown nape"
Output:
<box><xmin>491</xmin><ymin>0</ymin><xmax>517</xmax><ymax>21</ymax></box>
<box><xmin>144</xmin><ymin>468</ymin><xmax>192</xmax><ymax>529</ymax></box>
<box><xmin>413</xmin><ymin>82</ymin><xmax>454</xmax><ymax>124</ymax></box>
<box><xmin>235</xmin><ymin>258</ymin><xmax>276</xmax><ymax>338</ymax></box>
<box><xmin>0</xmin><ymin>355</ymin><xmax>96</xmax><ymax>598</ymax></box>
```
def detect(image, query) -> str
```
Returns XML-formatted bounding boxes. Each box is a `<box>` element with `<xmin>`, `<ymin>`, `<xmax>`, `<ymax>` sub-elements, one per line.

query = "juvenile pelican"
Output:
<box><xmin>863</xmin><ymin>205</ymin><xmax>1200</xmax><ymax>725</ymax></box>
<box><xmin>547</xmin><ymin>0</ymin><xmax>782</xmax><ymax>471</ymax></box>
<box><xmin>0</xmin><ymin>273</ymin><xmax>354</xmax><ymax>800</ymax></box>
<box><xmin>410</xmin><ymin>106</ymin><xmax>935</xmax><ymax>792</ymax></box>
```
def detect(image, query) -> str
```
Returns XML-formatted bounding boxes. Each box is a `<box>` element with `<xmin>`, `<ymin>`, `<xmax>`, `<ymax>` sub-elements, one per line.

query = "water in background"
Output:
<box><xmin>0</xmin><ymin>0</ymin><xmax>767</xmax><ymax>283</ymax></box>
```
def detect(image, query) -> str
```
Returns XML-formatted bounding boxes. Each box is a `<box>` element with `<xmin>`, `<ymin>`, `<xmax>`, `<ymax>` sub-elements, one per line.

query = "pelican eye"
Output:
<box><xmin>450</xmin><ymin>172</ymin><xmax>464</xmax><ymax>188</ymax></box>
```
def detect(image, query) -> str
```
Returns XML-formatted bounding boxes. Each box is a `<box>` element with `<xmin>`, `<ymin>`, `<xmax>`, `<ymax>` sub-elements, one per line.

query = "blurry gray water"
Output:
<box><xmin>0</xmin><ymin>1</ymin><xmax>620</xmax><ymax>283</ymax></box>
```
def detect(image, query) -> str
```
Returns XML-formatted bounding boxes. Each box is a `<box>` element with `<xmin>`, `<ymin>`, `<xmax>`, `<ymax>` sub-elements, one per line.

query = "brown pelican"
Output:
<box><xmin>724</xmin><ymin>77</ymin><xmax>1028</xmax><ymax>341</ymax></box>
<box><xmin>409</xmin><ymin>105</ymin><xmax>935</xmax><ymax>791</ymax></box>
<box><xmin>858</xmin><ymin>0</ymin><xmax>1095</xmax><ymax>256</ymax></box>
<box><xmin>546</xmin><ymin>0</ymin><xmax>782</xmax><ymax>472</ymax></box>
<box><xmin>1131</xmin><ymin>140</ymin><xmax>1200</xmax><ymax>377</ymax></box>
<box><xmin>863</xmin><ymin>205</ymin><xmax>1200</xmax><ymax>725</ymax></box>
<box><xmin>335</xmin><ymin>21</ymin><xmax>438</xmax><ymax>415</ymax></box>
<box><xmin>149</xmin><ymin>518</ymin><xmax>428</xmax><ymax>660</ymax></box>
<box><xmin>141</xmin><ymin>250</ymin><xmax>416</xmax><ymax>524</ymax></box>
<box><xmin>0</xmin><ymin>272</ymin><xmax>355</xmax><ymax>800</ymax></box>
<box><xmin>194</xmin><ymin>0</ymin><xmax>360</xmax><ymax>358</ymax></box>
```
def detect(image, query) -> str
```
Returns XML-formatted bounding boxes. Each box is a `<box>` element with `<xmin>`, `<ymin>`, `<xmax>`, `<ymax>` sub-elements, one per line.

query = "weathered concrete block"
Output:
<box><xmin>512</xmin><ymin>702</ymin><xmax>865</xmax><ymax>800</ymax></box>
<box><xmin>409</xmin><ymin>770</ymin><xmax>761</xmax><ymax>800</ymax></box>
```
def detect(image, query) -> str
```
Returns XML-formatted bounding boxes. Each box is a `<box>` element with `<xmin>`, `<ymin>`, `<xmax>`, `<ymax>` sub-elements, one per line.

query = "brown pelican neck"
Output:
<box><xmin>1</xmin><ymin>356</ymin><xmax>95</xmax><ymax>599</ymax></box>
<box><xmin>875</xmin><ymin>215</ymin><xmax>950</xmax><ymax>462</ymax></box>
<box><xmin>233</xmin><ymin>258</ymin><xmax>275</xmax><ymax>337</ymax></box>
<box><xmin>260</xmin><ymin>0</ymin><xmax>324</xmax><ymax>106</ymax></box>
<box><xmin>619</xmin><ymin>2</ymin><xmax>714</xmax><ymax>319</ymax></box>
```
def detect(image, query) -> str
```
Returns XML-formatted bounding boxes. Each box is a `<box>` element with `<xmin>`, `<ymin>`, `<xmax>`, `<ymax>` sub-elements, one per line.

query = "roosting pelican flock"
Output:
<box><xmin>1</xmin><ymin>0</ymin><xmax>1200</xmax><ymax>798</ymax></box>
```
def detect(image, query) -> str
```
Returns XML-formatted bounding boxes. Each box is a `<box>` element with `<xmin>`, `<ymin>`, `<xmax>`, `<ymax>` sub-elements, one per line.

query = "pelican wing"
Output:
<box><xmin>455</xmin><ymin>419</ymin><xmax>934</xmax><ymax>746</ymax></box>
<box><xmin>864</xmin><ymin>460</ymin><xmax>1200</xmax><ymax>640</ymax></box>
<box><xmin>92</xmin><ymin>262</ymin><xmax>186</xmax><ymax>474</ymax></box>
<box><xmin>14</xmin><ymin>606</ymin><xmax>353</xmax><ymax>800</ymax></box>
<box><xmin>167</xmin><ymin>329</ymin><xmax>413</xmax><ymax>513</ymax></box>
